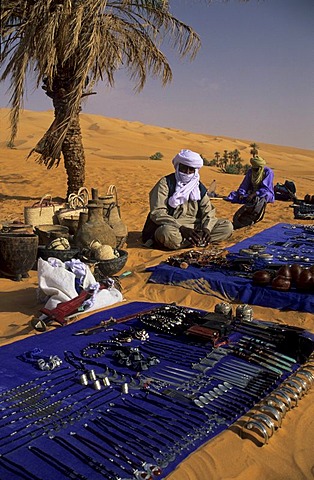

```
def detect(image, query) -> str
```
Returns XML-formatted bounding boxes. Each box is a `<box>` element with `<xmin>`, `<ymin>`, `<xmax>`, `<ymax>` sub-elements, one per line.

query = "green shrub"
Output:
<box><xmin>208</xmin><ymin>159</ymin><xmax>218</xmax><ymax>166</ymax></box>
<box><xmin>222</xmin><ymin>164</ymin><xmax>243</xmax><ymax>175</ymax></box>
<box><xmin>149</xmin><ymin>152</ymin><xmax>164</xmax><ymax>160</ymax></box>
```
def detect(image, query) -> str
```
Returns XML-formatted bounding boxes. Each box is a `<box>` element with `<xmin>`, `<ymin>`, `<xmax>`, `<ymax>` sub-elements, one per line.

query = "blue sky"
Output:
<box><xmin>1</xmin><ymin>0</ymin><xmax>313</xmax><ymax>150</ymax></box>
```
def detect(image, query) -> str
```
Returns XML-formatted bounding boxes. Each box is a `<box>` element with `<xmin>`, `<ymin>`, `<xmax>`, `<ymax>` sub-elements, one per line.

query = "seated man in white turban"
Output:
<box><xmin>225</xmin><ymin>156</ymin><xmax>275</xmax><ymax>204</ymax></box>
<box><xmin>142</xmin><ymin>149</ymin><xmax>233</xmax><ymax>250</ymax></box>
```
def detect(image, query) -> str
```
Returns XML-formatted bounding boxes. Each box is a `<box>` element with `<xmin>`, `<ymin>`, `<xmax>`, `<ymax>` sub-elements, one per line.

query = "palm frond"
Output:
<box><xmin>0</xmin><ymin>0</ymin><xmax>204</xmax><ymax>166</ymax></box>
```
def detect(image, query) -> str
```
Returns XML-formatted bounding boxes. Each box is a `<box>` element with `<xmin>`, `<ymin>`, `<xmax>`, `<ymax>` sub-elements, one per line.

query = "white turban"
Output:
<box><xmin>172</xmin><ymin>149</ymin><xmax>203</xmax><ymax>169</ymax></box>
<box><xmin>169</xmin><ymin>149</ymin><xmax>203</xmax><ymax>208</ymax></box>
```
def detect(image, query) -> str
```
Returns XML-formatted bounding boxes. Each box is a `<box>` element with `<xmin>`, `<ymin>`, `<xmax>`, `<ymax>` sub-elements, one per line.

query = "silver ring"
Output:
<box><xmin>265</xmin><ymin>395</ymin><xmax>287</xmax><ymax>417</ymax></box>
<box><xmin>258</xmin><ymin>405</ymin><xmax>282</xmax><ymax>428</ymax></box>
<box><xmin>250</xmin><ymin>413</ymin><xmax>275</xmax><ymax>437</ymax></box>
<box><xmin>242</xmin><ymin>419</ymin><xmax>269</xmax><ymax>445</ymax></box>
<box><xmin>296</xmin><ymin>369</ymin><xmax>314</xmax><ymax>385</ymax></box>
<box><xmin>272</xmin><ymin>388</ymin><xmax>292</xmax><ymax>409</ymax></box>
<box><xmin>278</xmin><ymin>386</ymin><xmax>299</xmax><ymax>407</ymax></box>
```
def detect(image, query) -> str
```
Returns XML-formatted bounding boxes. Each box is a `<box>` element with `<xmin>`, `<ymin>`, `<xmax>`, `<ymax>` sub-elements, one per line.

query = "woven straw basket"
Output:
<box><xmin>24</xmin><ymin>194</ymin><xmax>63</xmax><ymax>226</ymax></box>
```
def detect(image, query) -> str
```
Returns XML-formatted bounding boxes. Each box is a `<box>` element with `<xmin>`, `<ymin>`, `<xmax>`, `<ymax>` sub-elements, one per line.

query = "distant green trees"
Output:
<box><xmin>203</xmin><ymin>149</ymin><xmax>249</xmax><ymax>174</ymax></box>
<box><xmin>200</xmin><ymin>143</ymin><xmax>262</xmax><ymax>175</ymax></box>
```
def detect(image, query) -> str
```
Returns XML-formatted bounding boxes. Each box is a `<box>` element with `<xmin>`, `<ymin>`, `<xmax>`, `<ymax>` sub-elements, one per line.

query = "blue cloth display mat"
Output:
<box><xmin>147</xmin><ymin>223</ymin><xmax>314</xmax><ymax>313</ymax></box>
<box><xmin>0</xmin><ymin>301</ymin><xmax>313</xmax><ymax>480</ymax></box>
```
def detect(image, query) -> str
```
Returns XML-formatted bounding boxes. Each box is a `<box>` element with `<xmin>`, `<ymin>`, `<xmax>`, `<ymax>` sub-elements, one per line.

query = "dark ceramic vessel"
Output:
<box><xmin>97</xmin><ymin>249</ymin><xmax>128</xmax><ymax>276</ymax></box>
<box><xmin>0</xmin><ymin>233</ymin><xmax>38</xmax><ymax>281</ymax></box>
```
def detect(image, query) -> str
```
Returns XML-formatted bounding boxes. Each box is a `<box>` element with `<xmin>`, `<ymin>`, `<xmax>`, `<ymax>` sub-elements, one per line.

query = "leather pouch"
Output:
<box><xmin>185</xmin><ymin>324</ymin><xmax>220</xmax><ymax>344</ymax></box>
<box><xmin>201</xmin><ymin>312</ymin><xmax>232</xmax><ymax>336</ymax></box>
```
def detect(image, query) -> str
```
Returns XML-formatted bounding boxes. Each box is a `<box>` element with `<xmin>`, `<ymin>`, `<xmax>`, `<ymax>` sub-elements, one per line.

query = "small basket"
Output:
<box><xmin>96</xmin><ymin>249</ymin><xmax>128</xmax><ymax>276</ymax></box>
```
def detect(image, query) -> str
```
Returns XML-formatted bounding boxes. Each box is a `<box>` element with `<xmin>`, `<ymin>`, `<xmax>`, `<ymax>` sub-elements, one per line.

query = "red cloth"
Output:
<box><xmin>40</xmin><ymin>290</ymin><xmax>92</xmax><ymax>325</ymax></box>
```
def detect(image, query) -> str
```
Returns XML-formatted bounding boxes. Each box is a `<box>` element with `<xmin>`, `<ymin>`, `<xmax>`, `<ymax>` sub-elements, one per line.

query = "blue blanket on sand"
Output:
<box><xmin>1</xmin><ymin>301</ymin><xmax>313</xmax><ymax>480</ymax></box>
<box><xmin>147</xmin><ymin>223</ymin><xmax>314</xmax><ymax>314</ymax></box>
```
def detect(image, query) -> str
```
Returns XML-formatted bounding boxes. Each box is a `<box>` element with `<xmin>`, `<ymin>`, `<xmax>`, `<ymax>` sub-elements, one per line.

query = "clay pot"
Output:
<box><xmin>277</xmin><ymin>265</ymin><xmax>292</xmax><ymax>279</ymax></box>
<box><xmin>74</xmin><ymin>201</ymin><xmax>117</xmax><ymax>249</ymax></box>
<box><xmin>252</xmin><ymin>270</ymin><xmax>272</xmax><ymax>286</ymax></box>
<box><xmin>271</xmin><ymin>275</ymin><xmax>291</xmax><ymax>291</ymax></box>
<box><xmin>100</xmin><ymin>193</ymin><xmax>128</xmax><ymax>248</ymax></box>
<box><xmin>290</xmin><ymin>264</ymin><xmax>302</xmax><ymax>283</ymax></box>
<box><xmin>296</xmin><ymin>269</ymin><xmax>313</xmax><ymax>292</ymax></box>
<box><xmin>34</xmin><ymin>224</ymin><xmax>69</xmax><ymax>246</ymax></box>
<box><xmin>0</xmin><ymin>233</ymin><xmax>38</xmax><ymax>281</ymax></box>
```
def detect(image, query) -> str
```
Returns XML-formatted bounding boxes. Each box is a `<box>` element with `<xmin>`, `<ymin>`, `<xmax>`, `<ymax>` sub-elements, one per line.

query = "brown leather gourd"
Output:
<box><xmin>296</xmin><ymin>269</ymin><xmax>313</xmax><ymax>292</ymax></box>
<box><xmin>252</xmin><ymin>270</ymin><xmax>272</xmax><ymax>286</ymax></box>
<box><xmin>277</xmin><ymin>265</ymin><xmax>292</xmax><ymax>279</ymax></box>
<box><xmin>271</xmin><ymin>275</ymin><xmax>291</xmax><ymax>291</ymax></box>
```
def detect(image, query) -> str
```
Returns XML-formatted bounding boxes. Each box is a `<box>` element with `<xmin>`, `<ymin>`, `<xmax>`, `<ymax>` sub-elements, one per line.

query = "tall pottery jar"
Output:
<box><xmin>100</xmin><ymin>185</ymin><xmax>128</xmax><ymax>248</ymax></box>
<box><xmin>74</xmin><ymin>201</ymin><xmax>117</xmax><ymax>249</ymax></box>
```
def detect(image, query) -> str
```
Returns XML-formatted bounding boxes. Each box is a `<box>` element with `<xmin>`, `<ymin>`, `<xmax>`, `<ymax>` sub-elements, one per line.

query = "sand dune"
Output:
<box><xmin>0</xmin><ymin>108</ymin><xmax>313</xmax><ymax>480</ymax></box>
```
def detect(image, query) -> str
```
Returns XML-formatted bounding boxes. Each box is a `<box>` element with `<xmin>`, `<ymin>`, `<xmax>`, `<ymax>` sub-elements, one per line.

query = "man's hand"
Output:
<box><xmin>179</xmin><ymin>226</ymin><xmax>202</xmax><ymax>246</ymax></box>
<box><xmin>201</xmin><ymin>228</ymin><xmax>211</xmax><ymax>246</ymax></box>
<box><xmin>246</xmin><ymin>193</ymin><xmax>256</xmax><ymax>203</ymax></box>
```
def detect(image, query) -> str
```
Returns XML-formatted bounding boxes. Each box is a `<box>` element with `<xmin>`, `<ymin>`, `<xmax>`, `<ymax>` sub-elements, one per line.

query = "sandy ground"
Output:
<box><xmin>0</xmin><ymin>108</ymin><xmax>313</xmax><ymax>480</ymax></box>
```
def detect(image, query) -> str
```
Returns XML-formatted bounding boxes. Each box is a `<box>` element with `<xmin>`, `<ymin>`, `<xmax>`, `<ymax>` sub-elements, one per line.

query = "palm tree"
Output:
<box><xmin>0</xmin><ymin>1</ymin><xmax>201</xmax><ymax>197</ymax></box>
<box><xmin>214</xmin><ymin>151</ymin><xmax>220</xmax><ymax>164</ymax></box>
<box><xmin>228</xmin><ymin>151</ymin><xmax>234</xmax><ymax>166</ymax></box>
<box><xmin>233</xmin><ymin>149</ymin><xmax>240</xmax><ymax>163</ymax></box>
<box><xmin>249</xmin><ymin>142</ymin><xmax>259</xmax><ymax>157</ymax></box>
<box><xmin>221</xmin><ymin>149</ymin><xmax>229</xmax><ymax>170</ymax></box>
<box><xmin>1</xmin><ymin>1</ymin><xmax>251</xmax><ymax>197</ymax></box>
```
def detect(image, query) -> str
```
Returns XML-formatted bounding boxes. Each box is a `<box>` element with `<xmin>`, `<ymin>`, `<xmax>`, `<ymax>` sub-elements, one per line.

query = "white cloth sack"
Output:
<box><xmin>37</xmin><ymin>257</ymin><xmax>123</xmax><ymax>313</ymax></box>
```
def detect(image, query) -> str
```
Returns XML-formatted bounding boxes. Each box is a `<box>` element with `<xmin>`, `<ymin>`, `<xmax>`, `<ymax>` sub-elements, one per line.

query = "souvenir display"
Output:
<box><xmin>148</xmin><ymin>223</ymin><xmax>314</xmax><ymax>313</ymax></box>
<box><xmin>0</xmin><ymin>301</ymin><xmax>313</xmax><ymax>480</ymax></box>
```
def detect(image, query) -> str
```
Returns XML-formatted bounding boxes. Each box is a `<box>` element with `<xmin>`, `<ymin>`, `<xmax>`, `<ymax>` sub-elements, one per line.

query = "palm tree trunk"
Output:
<box><xmin>61</xmin><ymin>112</ymin><xmax>86</xmax><ymax>198</ymax></box>
<box><xmin>31</xmin><ymin>64</ymin><xmax>86</xmax><ymax>197</ymax></box>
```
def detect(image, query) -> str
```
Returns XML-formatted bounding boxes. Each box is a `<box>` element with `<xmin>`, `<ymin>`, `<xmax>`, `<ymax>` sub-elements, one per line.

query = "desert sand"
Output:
<box><xmin>0</xmin><ymin>108</ymin><xmax>313</xmax><ymax>480</ymax></box>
